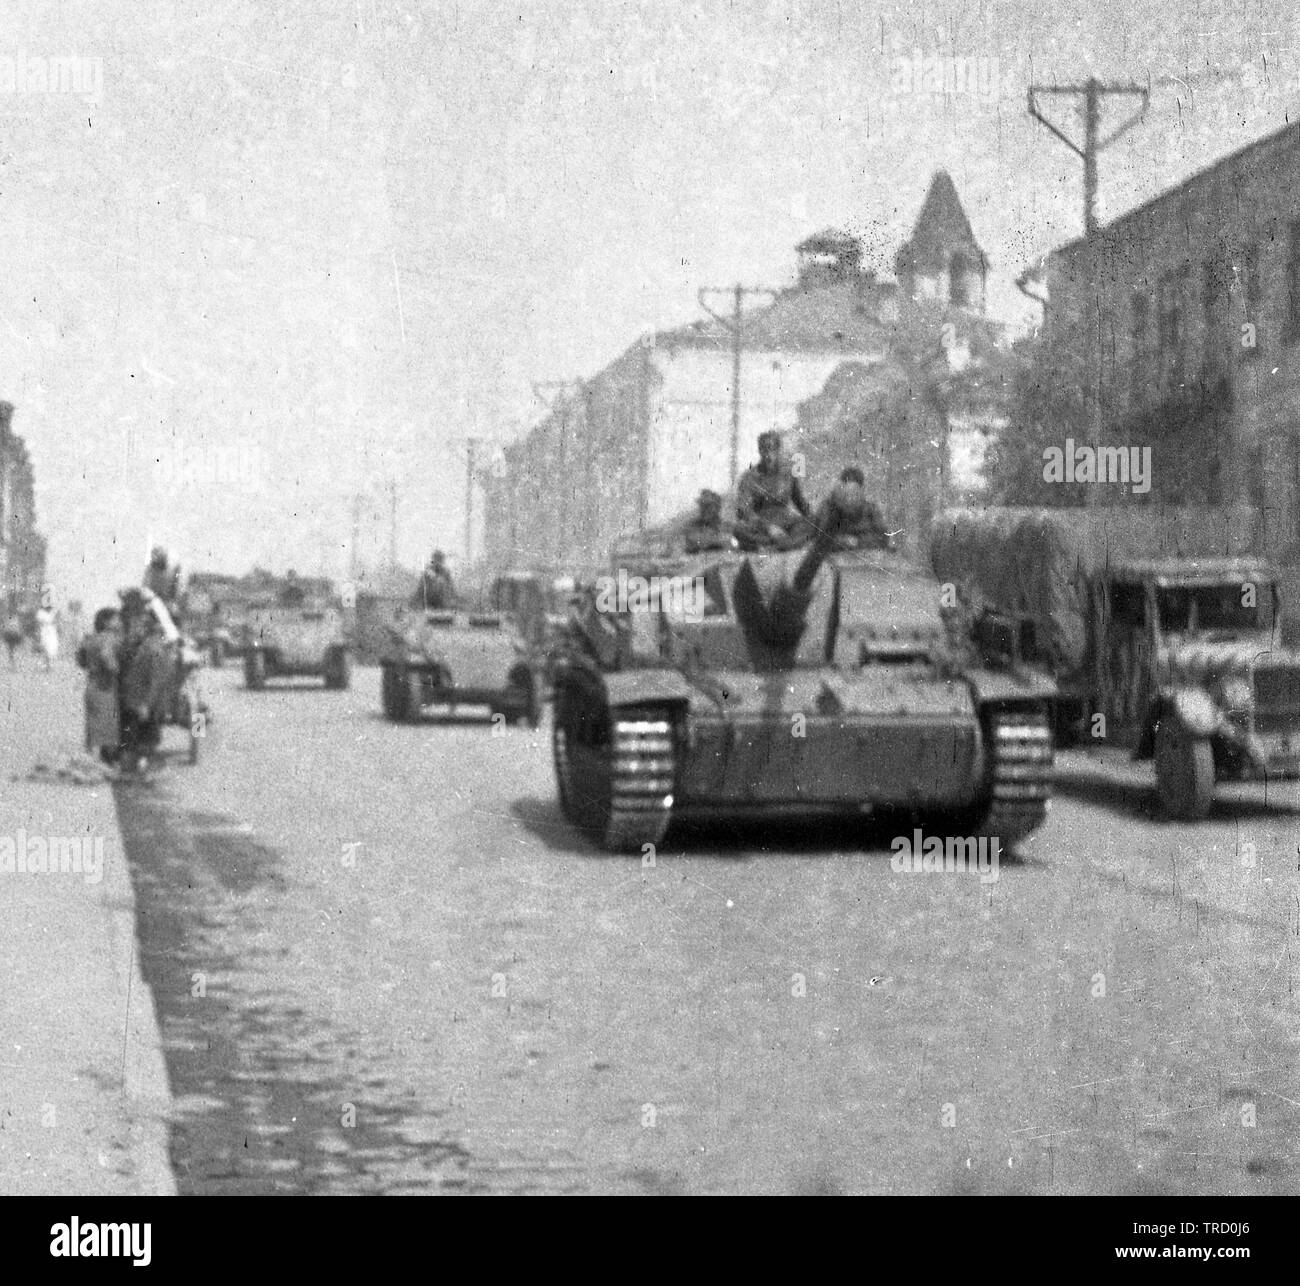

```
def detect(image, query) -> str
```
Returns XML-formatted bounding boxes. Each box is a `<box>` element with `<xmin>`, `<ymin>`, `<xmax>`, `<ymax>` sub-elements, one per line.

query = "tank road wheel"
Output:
<box><xmin>244</xmin><ymin>649</ymin><xmax>267</xmax><ymax>690</ymax></box>
<box><xmin>979</xmin><ymin>707</ymin><xmax>1054</xmax><ymax>848</ymax></box>
<box><xmin>555</xmin><ymin>689</ymin><xmax>677</xmax><ymax>852</ymax></box>
<box><xmin>1154</xmin><ymin>718</ymin><xmax>1214</xmax><ymax>820</ymax></box>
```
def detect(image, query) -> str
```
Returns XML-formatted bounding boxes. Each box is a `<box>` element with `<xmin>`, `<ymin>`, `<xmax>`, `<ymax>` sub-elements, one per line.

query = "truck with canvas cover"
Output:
<box><xmin>931</xmin><ymin>507</ymin><xmax>1300</xmax><ymax>819</ymax></box>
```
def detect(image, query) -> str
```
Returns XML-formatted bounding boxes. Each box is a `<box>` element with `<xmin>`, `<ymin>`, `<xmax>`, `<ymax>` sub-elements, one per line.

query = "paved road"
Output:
<box><xmin>112</xmin><ymin>665</ymin><xmax>1300</xmax><ymax>1194</ymax></box>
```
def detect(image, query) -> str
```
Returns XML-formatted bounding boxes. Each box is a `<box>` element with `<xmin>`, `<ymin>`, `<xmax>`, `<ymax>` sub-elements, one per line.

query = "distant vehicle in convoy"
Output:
<box><xmin>378</xmin><ymin>604</ymin><xmax>543</xmax><ymax>727</ymax></box>
<box><xmin>551</xmin><ymin>482</ymin><xmax>1057</xmax><ymax>853</ymax></box>
<box><xmin>243</xmin><ymin>584</ymin><xmax>352</xmax><ymax>690</ymax></box>
<box><xmin>932</xmin><ymin>508</ymin><xmax>1300</xmax><ymax>820</ymax></box>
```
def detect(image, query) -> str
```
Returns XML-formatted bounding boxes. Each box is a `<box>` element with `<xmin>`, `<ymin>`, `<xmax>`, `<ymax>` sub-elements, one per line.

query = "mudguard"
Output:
<box><xmin>602</xmin><ymin>669</ymin><xmax>693</xmax><ymax>710</ymax></box>
<box><xmin>1167</xmin><ymin>688</ymin><xmax>1222</xmax><ymax>738</ymax></box>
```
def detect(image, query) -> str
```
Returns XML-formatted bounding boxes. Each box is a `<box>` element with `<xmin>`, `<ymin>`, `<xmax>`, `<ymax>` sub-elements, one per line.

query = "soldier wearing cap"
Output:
<box><xmin>682</xmin><ymin>489</ymin><xmax>733</xmax><ymax>553</ymax></box>
<box><xmin>821</xmin><ymin>466</ymin><xmax>893</xmax><ymax>550</ymax></box>
<box><xmin>412</xmin><ymin>550</ymin><xmax>456</xmax><ymax>610</ymax></box>
<box><xmin>734</xmin><ymin>431</ymin><xmax>810</xmax><ymax>549</ymax></box>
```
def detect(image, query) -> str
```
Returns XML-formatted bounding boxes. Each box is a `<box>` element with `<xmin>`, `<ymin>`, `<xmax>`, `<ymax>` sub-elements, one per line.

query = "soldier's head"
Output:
<box><xmin>150</xmin><ymin>545</ymin><xmax>168</xmax><ymax>569</ymax></box>
<box><xmin>93</xmin><ymin>607</ymin><xmax>121</xmax><ymax>635</ymax></box>
<box><xmin>757</xmin><ymin>431</ymin><xmax>782</xmax><ymax>466</ymax></box>
<box><xmin>697</xmin><ymin>489</ymin><xmax>722</xmax><ymax>522</ymax></box>
<box><xmin>839</xmin><ymin>466</ymin><xmax>865</xmax><ymax>487</ymax></box>
<box><xmin>430</xmin><ymin>550</ymin><xmax>446</xmax><ymax>570</ymax></box>
<box><xmin>119</xmin><ymin>589</ymin><xmax>149</xmax><ymax>640</ymax></box>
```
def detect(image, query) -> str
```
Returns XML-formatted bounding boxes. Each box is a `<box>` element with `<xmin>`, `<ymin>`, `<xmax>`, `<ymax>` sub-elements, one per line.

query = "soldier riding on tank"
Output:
<box><xmin>733</xmin><ymin>430</ymin><xmax>811</xmax><ymax>550</ymax></box>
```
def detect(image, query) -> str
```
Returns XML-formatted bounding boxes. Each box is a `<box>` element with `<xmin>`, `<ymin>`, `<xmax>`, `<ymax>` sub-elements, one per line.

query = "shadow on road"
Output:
<box><xmin>1054</xmin><ymin>754</ymin><xmax>1300</xmax><ymax>822</ymax></box>
<box><xmin>112</xmin><ymin>782</ymin><xmax>479</xmax><ymax>1194</ymax></box>
<box><xmin>509</xmin><ymin>793</ymin><xmax>1043</xmax><ymax>867</ymax></box>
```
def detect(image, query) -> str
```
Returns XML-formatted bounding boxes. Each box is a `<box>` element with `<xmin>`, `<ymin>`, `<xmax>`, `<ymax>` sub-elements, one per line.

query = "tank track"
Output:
<box><xmin>980</xmin><ymin>708</ymin><xmax>1054</xmax><ymax>845</ymax></box>
<box><xmin>603</xmin><ymin>710</ymin><xmax>676</xmax><ymax>852</ymax></box>
<box><xmin>553</xmin><ymin>696</ymin><xmax>677</xmax><ymax>851</ymax></box>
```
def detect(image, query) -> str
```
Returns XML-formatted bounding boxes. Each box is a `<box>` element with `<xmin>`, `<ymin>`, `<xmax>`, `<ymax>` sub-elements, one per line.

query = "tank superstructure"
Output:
<box><xmin>552</xmin><ymin>483</ymin><xmax>1057</xmax><ymax>851</ymax></box>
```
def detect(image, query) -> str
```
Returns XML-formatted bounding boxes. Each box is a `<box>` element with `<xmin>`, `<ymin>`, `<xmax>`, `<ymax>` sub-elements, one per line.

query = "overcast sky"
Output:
<box><xmin>3</xmin><ymin>0</ymin><xmax>1298</xmax><ymax>607</ymax></box>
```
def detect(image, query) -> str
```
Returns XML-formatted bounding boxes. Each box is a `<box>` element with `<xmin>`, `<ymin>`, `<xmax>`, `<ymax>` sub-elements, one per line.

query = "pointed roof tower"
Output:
<box><xmin>894</xmin><ymin>171</ymin><xmax>989</xmax><ymax>310</ymax></box>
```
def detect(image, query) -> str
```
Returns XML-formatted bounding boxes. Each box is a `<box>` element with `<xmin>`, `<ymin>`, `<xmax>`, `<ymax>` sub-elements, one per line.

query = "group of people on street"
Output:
<box><xmin>75</xmin><ymin>547</ymin><xmax>187</xmax><ymax>772</ymax></box>
<box><xmin>682</xmin><ymin>431</ymin><xmax>892</xmax><ymax>554</ymax></box>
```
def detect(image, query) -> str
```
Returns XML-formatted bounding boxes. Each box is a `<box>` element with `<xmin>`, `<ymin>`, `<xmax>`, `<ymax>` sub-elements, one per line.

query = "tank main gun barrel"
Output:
<box><xmin>736</xmin><ymin>480</ymin><xmax>871</xmax><ymax>652</ymax></box>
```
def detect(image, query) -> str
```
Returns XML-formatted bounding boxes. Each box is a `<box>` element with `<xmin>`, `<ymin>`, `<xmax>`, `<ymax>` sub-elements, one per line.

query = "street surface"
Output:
<box><xmin>109</xmin><ymin>664</ymin><xmax>1300</xmax><ymax>1195</ymax></box>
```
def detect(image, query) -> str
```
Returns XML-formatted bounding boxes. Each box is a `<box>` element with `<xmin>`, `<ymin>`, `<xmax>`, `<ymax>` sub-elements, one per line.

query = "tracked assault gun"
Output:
<box><xmin>553</xmin><ymin>481</ymin><xmax>1058</xmax><ymax>852</ymax></box>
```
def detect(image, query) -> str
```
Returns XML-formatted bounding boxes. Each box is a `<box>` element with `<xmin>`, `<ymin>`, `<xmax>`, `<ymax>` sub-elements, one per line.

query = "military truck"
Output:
<box><xmin>552</xmin><ymin>483</ymin><xmax>1057</xmax><ymax>853</ymax></box>
<box><xmin>379</xmin><ymin>605</ymin><xmax>543</xmax><ymax>727</ymax></box>
<box><xmin>243</xmin><ymin>589</ymin><xmax>352</xmax><ymax>690</ymax></box>
<box><xmin>931</xmin><ymin>508</ymin><xmax>1300</xmax><ymax>819</ymax></box>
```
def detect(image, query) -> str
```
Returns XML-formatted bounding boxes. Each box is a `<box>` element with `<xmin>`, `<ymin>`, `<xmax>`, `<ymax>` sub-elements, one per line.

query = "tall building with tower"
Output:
<box><xmin>482</xmin><ymin>172</ymin><xmax>1008</xmax><ymax>573</ymax></box>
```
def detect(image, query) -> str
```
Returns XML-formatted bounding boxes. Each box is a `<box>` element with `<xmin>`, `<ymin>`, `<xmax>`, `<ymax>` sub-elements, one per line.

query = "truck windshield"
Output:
<box><xmin>1156</xmin><ymin>584</ymin><xmax>1272</xmax><ymax>634</ymax></box>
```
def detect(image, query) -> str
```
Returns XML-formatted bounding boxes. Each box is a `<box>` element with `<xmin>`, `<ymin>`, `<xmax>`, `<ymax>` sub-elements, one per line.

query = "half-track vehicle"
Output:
<box><xmin>932</xmin><ymin>508</ymin><xmax>1300</xmax><ymax>819</ymax></box>
<box><xmin>243</xmin><ymin>588</ymin><xmax>352</xmax><ymax>690</ymax></box>
<box><xmin>379</xmin><ymin>604</ymin><xmax>544</xmax><ymax>727</ymax></box>
<box><xmin>553</xmin><ymin>483</ymin><xmax>1057</xmax><ymax>852</ymax></box>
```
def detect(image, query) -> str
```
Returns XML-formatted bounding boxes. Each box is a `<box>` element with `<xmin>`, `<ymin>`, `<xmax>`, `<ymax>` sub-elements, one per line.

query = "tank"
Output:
<box><xmin>552</xmin><ymin>482</ymin><xmax>1057</xmax><ymax>852</ymax></box>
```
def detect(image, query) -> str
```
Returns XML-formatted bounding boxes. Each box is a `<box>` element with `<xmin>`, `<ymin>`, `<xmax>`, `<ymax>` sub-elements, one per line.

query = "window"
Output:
<box><xmin>1202</xmin><ymin>252</ymin><xmax>1228</xmax><ymax>373</ymax></box>
<box><xmin>1130</xmin><ymin>293</ymin><xmax>1150</xmax><ymax>406</ymax></box>
<box><xmin>1287</xmin><ymin>219</ymin><xmax>1300</xmax><ymax>341</ymax></box>
<box><xmin>949</xmin><ymin>251</ymin><xmax>969</xmax><ymax>307</ymax></box>
<box><xmin>1156</xmin><ymin>266</ymin><xmax>1190</xmax><ymax>390</ymax></box>
<box><xmin>1235</xmin><ymin>237</ymin><xmax>1264</xmax><ymax>358</ymax></box>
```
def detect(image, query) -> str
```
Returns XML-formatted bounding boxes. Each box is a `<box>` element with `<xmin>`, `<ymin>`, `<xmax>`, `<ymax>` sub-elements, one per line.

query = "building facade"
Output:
<box><xmin>0</xmin><ymin>401</ymin><xmax>46</xmax><ymax>611</ymax></box>
<box><xmin>482</xmin><ymin>172</ymin><xmax>1007</xmax><ymax>574</ymax></box>
<box><xmin>1044</xmin><ymin>119</ymin><xmax>1300</xmax><ymax>562</ymax></box>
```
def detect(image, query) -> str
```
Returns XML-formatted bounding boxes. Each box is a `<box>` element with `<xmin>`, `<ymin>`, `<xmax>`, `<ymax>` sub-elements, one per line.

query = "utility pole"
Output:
<box><xmin>698</xmin><ymin>284</ymin><xmax>779</xmax><ymax>487</ymax></box>
<box><xmin>388</xmin><ymin>479</ymin><xmax>397</xmax><ymax>570</ymax></box>
<box><xmin>1028</xmin><ymin>78</ymin><xmax>1149</xmax><ymax>509</ymax></box>
<box><xmin>1027</xmin><ymin>77</ymin><xmax>1149</xmax><ymax>235</ymax></box>
<box><xmin>464</xmin><ymin>437</ymin><xmax>481</xmax><ymax>565</ymax></box>
<box><xmin>349</xmin><ymin>493</ymin><xmax>362</xmax><ymax>581</ymax></box>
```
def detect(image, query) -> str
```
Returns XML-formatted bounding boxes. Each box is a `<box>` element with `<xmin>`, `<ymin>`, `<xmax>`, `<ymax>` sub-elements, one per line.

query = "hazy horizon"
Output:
<box><xmin>3</xmin><ymin>0</ymin><xmax>1297</xmax><ymax>609</ymax></box>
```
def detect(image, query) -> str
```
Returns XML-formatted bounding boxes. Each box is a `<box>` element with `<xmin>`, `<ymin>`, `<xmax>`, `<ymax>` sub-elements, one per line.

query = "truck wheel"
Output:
<box><xmin>244</xmin><ymin>650</ymin><xmax>266</xmax><ymax>690</ymax></box>
<box><xmin>507</xmin><ymin>668</ymin><xmax>541</xmax><ymax>728</ymax></box>
<box><xmin>1155</xmin><ymin>719</ymin><xmax>1214</xmax><ymax>820</ymax></box>
<box><xmin>406</xmin><ymin>668</ymin><xmax>424</xmax><ymax>722</ymax></box>
<box><xmin>324</xmin><ymin>647</ymin><xmax>351</xmax><ymax>690</ymax></box>
<box><xmin>382</xmin><ymin>664</ymin><xmax>408</xmax><ymax>721</ymax></box>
